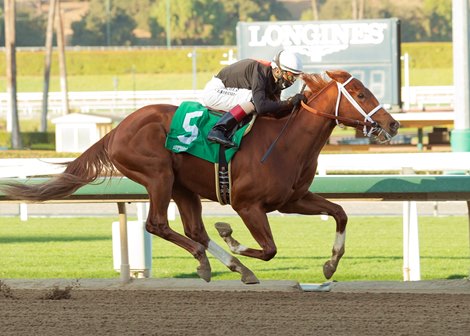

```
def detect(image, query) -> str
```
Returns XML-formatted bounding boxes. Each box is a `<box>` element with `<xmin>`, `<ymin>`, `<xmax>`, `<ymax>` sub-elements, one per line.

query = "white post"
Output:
<box><xmin>403</xmin><ymin>201</ymin><xmax>410</xmax><ymax>281</ymax></box>
<box><xmin>401</xmin><ymin>53</ymin><xmax>410</xmax><ymax>111</ymax></box>
<box><xmin>19</xmin><ymin>203</ymin><xmax>28</xmax><ymax>221</ymax></box>
<box><xmin>136</xmin><ymin>202</ymin><xmax>149</xmax><ymax>222</ymax></box>
<box><xmin>136</xmin><ymin>201</ymin><xmax>175</xmax><ymax>221</ymax></box>
<box><xmin>452</xmin><ymin>0</ymin><xmax>470</xmax><ymax>151</ymax></box>
<box><xmin>19</xmin><ymin>175</ymin><xmax>28</xmax><ymax>221</ymax></box>
<box><xmin>117</xmin><ymin>202</ymin><xmax>130</xmax><ymax>283</ymax></box>
<box><xmin>408</xmin><ymin>201</ymin><xmax>421</xmax><ymax>280</ymax></box>
<box><xmin>403</xmin><ymin>201</ymin><xmax>421</xmax><ymax>281</ymax></box>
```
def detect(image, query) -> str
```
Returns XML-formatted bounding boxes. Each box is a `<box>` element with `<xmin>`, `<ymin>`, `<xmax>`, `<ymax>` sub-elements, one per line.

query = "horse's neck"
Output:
<box><xmin>289</xmin><ymin>86</ymin><xmax>337</xmax><ymax>159</ymax></box>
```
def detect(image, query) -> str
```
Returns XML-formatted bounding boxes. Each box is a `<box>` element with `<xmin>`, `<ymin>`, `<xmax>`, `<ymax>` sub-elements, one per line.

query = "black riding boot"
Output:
<box><xmin>207</xmin><ymin>111</ymin><xmax>240</xmax><ymax>148</ymax></box>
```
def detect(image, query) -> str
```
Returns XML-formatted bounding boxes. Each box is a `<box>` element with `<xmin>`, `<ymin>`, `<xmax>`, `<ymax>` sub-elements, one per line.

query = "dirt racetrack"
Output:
<box><xmin>1</xmin><ymin>279</ymin><xmax>469</xmax><ymax>336</ymax></box>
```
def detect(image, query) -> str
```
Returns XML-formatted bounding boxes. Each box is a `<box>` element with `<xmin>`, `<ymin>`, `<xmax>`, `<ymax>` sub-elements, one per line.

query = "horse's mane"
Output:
<box><xmin>301</xmin><ymin>73</ymin><xmax>331</xmax><ymax>95</ymax></box>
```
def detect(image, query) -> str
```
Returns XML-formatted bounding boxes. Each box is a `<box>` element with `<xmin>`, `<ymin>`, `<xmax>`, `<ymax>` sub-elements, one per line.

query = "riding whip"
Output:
<box><xmin>261</xmin><ymin>83</ymin><xmax>307</xmax><ymax>163</ymax></box>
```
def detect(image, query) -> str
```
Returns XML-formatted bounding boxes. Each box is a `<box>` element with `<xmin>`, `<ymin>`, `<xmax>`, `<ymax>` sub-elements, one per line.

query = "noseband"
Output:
<box><xmin>300</xmin><ymin>76</ymin><xmax>389</xmax><ymax>140</ymax></box>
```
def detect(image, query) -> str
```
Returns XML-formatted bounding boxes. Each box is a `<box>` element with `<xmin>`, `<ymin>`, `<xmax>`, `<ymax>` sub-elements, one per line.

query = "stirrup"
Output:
<box><xmin>208</xmin><ymin>131</ymin><xmax>236</xmax><ymax>148</ymax></box>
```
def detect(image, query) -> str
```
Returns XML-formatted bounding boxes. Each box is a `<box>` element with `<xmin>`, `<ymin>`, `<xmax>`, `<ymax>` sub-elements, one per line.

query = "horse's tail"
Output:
<box><xmin>2</xmin><ymin>132</ymin><xmax>116</xmax><ymax>202</ymax></box>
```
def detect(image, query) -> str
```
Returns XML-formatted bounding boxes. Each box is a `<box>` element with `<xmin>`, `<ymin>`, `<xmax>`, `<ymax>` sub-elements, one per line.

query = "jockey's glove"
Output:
<box><xmin>289</xmin><ymin>93</ymin><xmax>308</xmax><ymax>108</ymax></box>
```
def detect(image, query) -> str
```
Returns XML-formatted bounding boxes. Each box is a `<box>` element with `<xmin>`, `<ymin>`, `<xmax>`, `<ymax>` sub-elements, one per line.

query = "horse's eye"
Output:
<box><xmin>357</xmin><ymin>93</ymin><xmax>365</xmax><ymax>99</ymax></box>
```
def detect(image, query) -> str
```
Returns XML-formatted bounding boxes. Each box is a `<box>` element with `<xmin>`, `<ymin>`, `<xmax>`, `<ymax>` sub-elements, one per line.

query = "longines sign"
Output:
<box><xmin>237</xmin><ymin>19</ymin><xmax>401</xmax><ymax>108</ymax></box>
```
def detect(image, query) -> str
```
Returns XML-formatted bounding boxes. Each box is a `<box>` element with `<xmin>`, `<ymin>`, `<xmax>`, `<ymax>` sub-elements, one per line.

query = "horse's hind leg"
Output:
<box><xmin>107</xmin><ymin>109</ymin><xmax>211</xmax><ymax>281</ymax></box>
<box><xmin>145</xmin><ymin>176</ymin><xmax>212</xmax><ymax>282</ymax></box>
<box><xmin>278</xmin><ymin>191</ymin><xmax>347</xmax><ymax>279</ymax></box>
<box><xmin>114</xmin><ymin>161</ymin><xmax>211</xmax><ymax>281</ymax></box>
<box><xmin>172</xmin><ymin>185</ymin><xmax>259</xmax><ymax>284</ymax></box>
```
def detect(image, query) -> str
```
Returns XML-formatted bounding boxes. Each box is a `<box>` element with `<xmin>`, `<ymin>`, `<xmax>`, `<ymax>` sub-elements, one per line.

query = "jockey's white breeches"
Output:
<box><xmin>202</xmin><ymin>77</ymin><xmax>253</xmax><ymax>112</ymax></box>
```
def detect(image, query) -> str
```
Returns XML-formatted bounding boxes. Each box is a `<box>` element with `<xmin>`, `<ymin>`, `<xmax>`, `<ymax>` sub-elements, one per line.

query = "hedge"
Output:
<box><xmin>0</xmin><ymin>47</ymin><xmax>234</xmax><ymax>76</ymax></box>
<box><xmin>0</xmin><ymin>132</ymin><xmax>55</xmax><ymax>150</ymax></box>
<box><xmin>0</xmin><ymin>43</ymin><xmax>452</xmax><ymax>77</ymax></box>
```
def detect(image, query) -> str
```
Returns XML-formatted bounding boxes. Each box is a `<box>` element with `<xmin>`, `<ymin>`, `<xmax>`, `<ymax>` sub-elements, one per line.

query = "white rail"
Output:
<box><xmin>404</xmin><ymin>86</ymin><xmax>454</xmax><ymax>109</ymax></box>
<box><xmin>0</xmin><ymin>86</ymin><xmax>454</xmax><ymax>118</ymax></box>
<box><xmin>0</xmin><ymin>90</ymin><xmax>204</xmax><ymax>118</ymax></box>
<box><xmin>317</xmin><ymin>152</ymin><xmax>470</xmax><ymax>175</ymax></box>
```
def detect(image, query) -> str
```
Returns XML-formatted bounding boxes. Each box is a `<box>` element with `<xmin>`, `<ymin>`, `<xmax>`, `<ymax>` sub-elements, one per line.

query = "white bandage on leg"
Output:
<box><xmin>207</xmin><ymin>240</ymin><xmax>233</xmax><ymax>266</ymax></box>
<box><xmin>202</xmin><ymin>77</ymin><xmax>253</xmax><ymax>112</ymax></box>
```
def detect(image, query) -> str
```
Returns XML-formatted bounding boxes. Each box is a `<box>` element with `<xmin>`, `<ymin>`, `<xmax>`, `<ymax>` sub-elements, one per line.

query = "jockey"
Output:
<box><xmin>202</xmin><ymin>50</ymin><xmax>307</xmax><ymax>148</ymax></box>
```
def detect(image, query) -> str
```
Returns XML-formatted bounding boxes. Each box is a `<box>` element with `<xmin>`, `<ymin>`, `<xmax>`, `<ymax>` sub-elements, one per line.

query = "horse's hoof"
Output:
<box><xmin>197</xmin><ymin>267</ymin><xmax>211</xmax><ymax>283</ymax></box>
<box><xmin>323</xmin><ymin>261</ymin><xmax>336</xmax><ymax>279</ymax></box>
<box><xmin>242</xmin><ymin>272</ymin><xmax>260</xmax><ymax>285</ymax></box>
<box><xmin>215</xmin><ymin>222</ymin><xmax>233</xmax><ymax>238</ymax></box>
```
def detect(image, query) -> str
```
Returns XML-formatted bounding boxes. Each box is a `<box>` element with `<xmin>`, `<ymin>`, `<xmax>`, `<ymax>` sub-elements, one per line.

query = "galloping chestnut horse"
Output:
<box><xmin>3</xmin><ymin>70</ymin><xmax>399</xmax><ymax>284</ymax></box>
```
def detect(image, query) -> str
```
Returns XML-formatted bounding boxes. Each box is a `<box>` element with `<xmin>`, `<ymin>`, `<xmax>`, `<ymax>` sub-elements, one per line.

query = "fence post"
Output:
<box><xmin>402</xmin><ymin>167</ymin><xmax>421</xmax><ymax>281</ymax></box>
<box><xmin>19</xmin><ymin>203</ymin><xmax>28</xmax><ymax>221</ymax></box>
<box><xmin>117</xmin><ymin>202</ymin><xmax>130</xmax><ymax>283</ymax></box>
<box><xmin>403</xmin><ymin>201</ymin><xmax>421</xmax><ymax>281</ymax></box>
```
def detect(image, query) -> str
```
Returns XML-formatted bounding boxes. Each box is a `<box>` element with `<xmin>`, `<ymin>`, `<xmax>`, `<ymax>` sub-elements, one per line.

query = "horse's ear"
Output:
<box><xmin>326</xmin><ymin>70</ymin><xmax>351</xmax><ymax>84</ymax></box>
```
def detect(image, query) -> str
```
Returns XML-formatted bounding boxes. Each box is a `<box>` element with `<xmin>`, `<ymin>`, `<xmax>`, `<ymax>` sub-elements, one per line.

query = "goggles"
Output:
<box><xmin>283</xmin><ymin>71</ymin><xmax>299</xmax><ymax>83</ymax></box>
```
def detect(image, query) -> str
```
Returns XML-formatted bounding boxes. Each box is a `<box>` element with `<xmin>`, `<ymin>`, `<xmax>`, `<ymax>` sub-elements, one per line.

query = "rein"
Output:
<box><xmin>300</xmin><ymin>101</ymin><xmax>377</xmax><ymax>129</ymax></box>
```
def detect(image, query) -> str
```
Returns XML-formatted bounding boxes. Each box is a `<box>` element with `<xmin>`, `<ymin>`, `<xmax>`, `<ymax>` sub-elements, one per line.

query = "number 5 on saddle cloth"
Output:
<box><xmin>165</xmin><ymin>101</ymin><xmax>255</xmax><ymax>205</ymax></box>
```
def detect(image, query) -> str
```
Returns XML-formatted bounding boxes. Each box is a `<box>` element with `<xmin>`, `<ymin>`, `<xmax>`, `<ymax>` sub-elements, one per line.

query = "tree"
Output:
<box><xmin>149</xmin><ymin>0</ymin><xmax>291</xmax><ymax>46</ymax></box>
<box><xmin>352</xmin><ymin>0</ymin><xmax>365</xmax><ymax>19</ymax></box>
<box><xmin>423</xmin><ymin>0</ymin><xmax>452</xmax><ymax>41</ymax></box>
<box><xmin>0</xmin><ymin>5</ymin><xmax>4</xmax><ymax>46</ymax></box>
<box><xmin>113</xmin><ymin>0</ymin><xmax>155</xmax><ymax>32</ymax></box>
<box><xmin>316</xmin><ymin>0</ymin><xmax>352</xmax><ymax>20</ymax></box>
<box><xmin>149</xmin><ymin>0</ymin><xmax>225</xmax><ymax>45</ymax></box>
<box><xmin>71</xmin><ymin>0</ymin><xmax>137</xmax><ymax>46</ymax></box>
<box><xmin>309</xmin><ymin>0</ymin><xmax>428</xmax><ymax>42</ymax></box>
<box><xmin>220</xmin><ymin>0</ymin><xmax>292</xmax><ymax>44</ymax></box>
<box><xmin>0</xmin><ymin>0</ymin><xmax>45</xmax><ymax>47</ymax></box>
<box><xmin>4</xmin><ymin>0</ymin><xmax>22</xmax><ymax>148</ymax></box>
<box><xmin>300</xmin><ymin>0</ymin><xmax>327</xmax><ymax>20</ymax></box>
<box><xmin>364</xmin><ymin>0</ymin><xmax>427</xmax><ymax>42</ymax></box>
<box><xmin>15</xmin><ymin>11</ymin><xmax>46</xmax><ymax>46</ymax></box>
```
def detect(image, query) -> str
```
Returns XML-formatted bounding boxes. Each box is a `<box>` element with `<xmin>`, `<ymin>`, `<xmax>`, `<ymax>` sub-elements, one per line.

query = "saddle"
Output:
<box><xmin>165</xmin><ymin>101</ymin><xmax>256</xmax><ymax>205</ymax></box>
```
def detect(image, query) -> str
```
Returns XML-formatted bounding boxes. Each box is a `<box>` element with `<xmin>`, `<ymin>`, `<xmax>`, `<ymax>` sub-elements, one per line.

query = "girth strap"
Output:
<box><xmin>215</xmin><ymin>146</ymin><xmax>231</xmax><ymax>205</ymax></box>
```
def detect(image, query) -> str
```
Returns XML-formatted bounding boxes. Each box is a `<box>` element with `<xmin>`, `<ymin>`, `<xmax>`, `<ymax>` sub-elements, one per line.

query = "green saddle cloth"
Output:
<box><xmin>165</xmin><ymin>101</ymin><xmax>252</xmax><ymax>163</ymax></box>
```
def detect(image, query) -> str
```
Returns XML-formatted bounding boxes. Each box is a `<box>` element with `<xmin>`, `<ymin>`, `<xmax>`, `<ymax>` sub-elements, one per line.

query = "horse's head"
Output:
<box><xmin>301</xmin><ymin>70</ymin><xmax>400</xmax><ymax>143</ymax></box>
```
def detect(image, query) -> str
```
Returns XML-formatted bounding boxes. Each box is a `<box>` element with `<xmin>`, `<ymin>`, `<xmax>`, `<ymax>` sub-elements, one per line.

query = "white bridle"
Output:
<box><xmin>335</xmin><ymin>76</ymin><xmax>383</xmax><ymax>137</ymax></box>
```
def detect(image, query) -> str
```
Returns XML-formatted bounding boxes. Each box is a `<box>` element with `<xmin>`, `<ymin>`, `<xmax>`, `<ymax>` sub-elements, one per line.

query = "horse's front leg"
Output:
<box><xmin>172</xmin><ymin>185</ymin><xmax>258</xmax><ymax>284</ymax></box>
<box><xmin>216</xmin><ymin>204</ymin><xmax>278</xmax><ymax>262</ymax></box>
<box><xmin>278</xmin><ymin>191</ymin><xmax>348</xmax><ymax>280</ymax></box>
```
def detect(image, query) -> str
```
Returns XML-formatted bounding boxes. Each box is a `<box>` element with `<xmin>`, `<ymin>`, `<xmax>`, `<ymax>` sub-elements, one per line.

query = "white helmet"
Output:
<box><xmin>273</xmin><ymin>50</ymin><xmax>303</xmax><ymax>75</ymax></box>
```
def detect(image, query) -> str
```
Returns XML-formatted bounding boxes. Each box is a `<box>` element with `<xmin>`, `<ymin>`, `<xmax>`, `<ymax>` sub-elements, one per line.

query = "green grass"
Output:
<box><xmin>405</xmin><ymin>68</ymin><xmax>453</xmax><ymax>86</ymax></box>
<box><xmin>0</xmin><ymin>215</ymin><xmax>468</xmax><ymax>282</ymax></box>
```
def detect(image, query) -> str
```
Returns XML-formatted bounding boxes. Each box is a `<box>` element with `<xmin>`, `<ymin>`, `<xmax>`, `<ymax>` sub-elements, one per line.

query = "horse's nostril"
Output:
<box><xmin>390</xmin><ymin>121</ymin><xmax>400</xmax><ymax>132</ymax></box>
